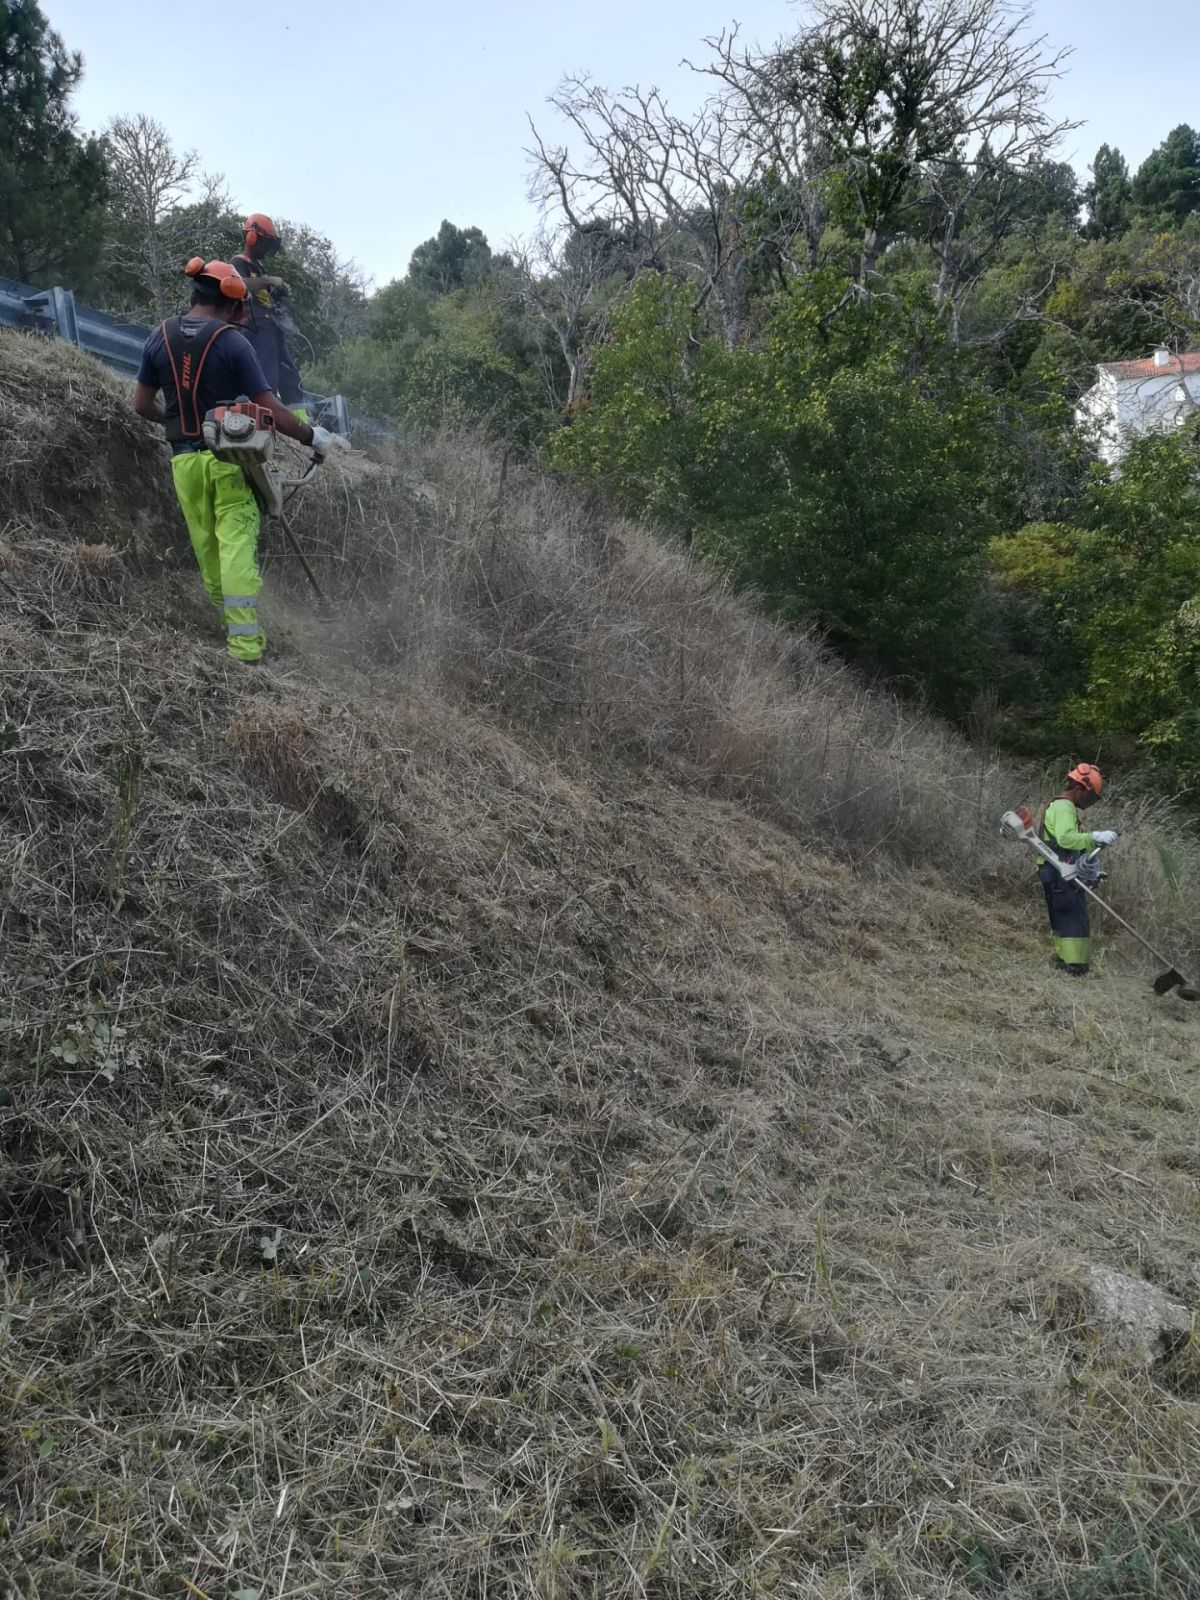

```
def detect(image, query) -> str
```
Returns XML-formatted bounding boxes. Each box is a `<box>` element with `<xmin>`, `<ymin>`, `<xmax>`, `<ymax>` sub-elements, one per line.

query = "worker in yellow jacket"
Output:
<box><xmin>132</xmin><ymin>258</ymin><xmax>345</xmax><ymax>661</ymax></box>
<box><xmin>1038</xmin><ymin>763</ymin><xmax>1119</xmax><ymax>975</ymax></box>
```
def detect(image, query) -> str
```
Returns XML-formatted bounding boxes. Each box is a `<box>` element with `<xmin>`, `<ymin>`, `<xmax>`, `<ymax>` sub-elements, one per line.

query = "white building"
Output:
<box><xmin>1076</xmin><ymin>347</ymin><xmax>1200</xmax><ymax>466</ymax></box>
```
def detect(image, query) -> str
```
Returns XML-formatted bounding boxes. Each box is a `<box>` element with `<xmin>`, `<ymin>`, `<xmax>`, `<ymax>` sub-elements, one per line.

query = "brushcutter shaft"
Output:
<box><xmin>1073</xmin><ymin>879</ymin><xmax>1179</xmax><ymax>971</ymax></box>
<box><xmin>278</xmin><ymin>512</ymin><xmax>328</xmax><ymax>604</ymax></box>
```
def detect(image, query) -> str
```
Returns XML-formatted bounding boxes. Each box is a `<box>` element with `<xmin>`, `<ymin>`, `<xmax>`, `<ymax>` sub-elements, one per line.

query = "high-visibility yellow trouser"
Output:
<box><xmin>171</xmin><ymin>450</ymin><xmax>265</xmax><ymax>662</ymax></box>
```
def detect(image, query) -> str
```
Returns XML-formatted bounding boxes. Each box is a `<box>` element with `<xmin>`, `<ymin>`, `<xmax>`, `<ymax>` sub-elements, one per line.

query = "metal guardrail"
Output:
<box><xmin>0</xmin><ymin>274</ymin><xmax>351</xmax><ymax>435</ymax></box>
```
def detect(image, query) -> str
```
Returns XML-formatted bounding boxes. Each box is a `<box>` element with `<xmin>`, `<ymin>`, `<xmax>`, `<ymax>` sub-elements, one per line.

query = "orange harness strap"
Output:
<box><xmin>160</xmin><ymin>318</ymin><xmax>235</xmax><ymax>443</ymax></box>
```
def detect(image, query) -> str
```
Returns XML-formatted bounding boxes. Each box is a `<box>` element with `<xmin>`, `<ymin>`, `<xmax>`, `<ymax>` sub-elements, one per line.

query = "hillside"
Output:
<box><xmin>2</xmin><ymin>332</ymin><xmax>1199</xmax><ymax>1600</ymax></box>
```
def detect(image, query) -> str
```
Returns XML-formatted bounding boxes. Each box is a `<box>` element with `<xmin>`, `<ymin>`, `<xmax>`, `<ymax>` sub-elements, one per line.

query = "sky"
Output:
<box><xmin>44</xmin><ymin>0</ymin><xmax>1200</xmax><ymax>289</ymax></box>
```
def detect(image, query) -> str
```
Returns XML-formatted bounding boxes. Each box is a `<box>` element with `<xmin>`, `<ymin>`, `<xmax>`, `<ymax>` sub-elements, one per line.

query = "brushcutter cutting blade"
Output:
<box><xmin>1153</xmin><ymin>968</ymin><xmax>1187</xmax><ymax>996</ymax></box>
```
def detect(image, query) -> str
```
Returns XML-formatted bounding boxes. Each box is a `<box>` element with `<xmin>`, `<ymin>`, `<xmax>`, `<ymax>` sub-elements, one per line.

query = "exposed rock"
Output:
<box><xmin>1080</xmin><ymin>1264</ymin><xmax>1193</xmax><ymax>1364</ymax></box>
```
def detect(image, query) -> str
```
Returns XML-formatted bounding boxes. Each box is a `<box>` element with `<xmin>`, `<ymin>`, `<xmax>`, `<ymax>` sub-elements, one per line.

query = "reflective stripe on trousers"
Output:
<box><xmin>170</xmin><ymin>451</ymin><xmax>265</xmax><ymax>662</ymax></box>
<box><xmin>225</xmin><ymin>595</ymin><xmax>260</xmax><ymax>638</ymax></box>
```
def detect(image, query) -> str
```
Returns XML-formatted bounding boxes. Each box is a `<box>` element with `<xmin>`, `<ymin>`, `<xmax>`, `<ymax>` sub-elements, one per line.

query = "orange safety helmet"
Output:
<box><xmin>1067</xmin><ymin>761</ymin><xmax>1103</xmax><ymax>797</ymax></box>
<box><xmin>184</xmin><ymin>257</ymin><xmax>248</xmax><ymax>302</ymax></box>
<box><xmin>243</xmin><ymin>213</ymin><xmax>281</xmax><ymax>251</ymax></box>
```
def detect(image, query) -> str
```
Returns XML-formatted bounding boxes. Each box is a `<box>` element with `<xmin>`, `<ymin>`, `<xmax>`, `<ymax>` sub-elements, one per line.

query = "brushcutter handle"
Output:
<box><xmin>279</xmin><ymin>459</ymin><xmax>322</xmax><ymax>491</ymax></box>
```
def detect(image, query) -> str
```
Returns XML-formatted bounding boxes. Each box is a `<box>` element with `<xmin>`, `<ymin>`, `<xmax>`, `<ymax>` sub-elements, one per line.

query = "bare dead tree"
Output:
<box><xmin>528</xmin><ymin>1</ymin><xmax>1072</xmax><ymax>356</ymax></box>
<box><xmin>694</xmin><ymin>28</ymin><xmax>835</xmax><ymax>277</ymax></box>
<box><xmin>508</xmin><ymin>226</ymin><xmax>631</xmax><ymax>414</ymax></box>
<box><xmin>529</xmin><ymin>75</ymin><xmax>814</xmax><ymax>348</ymax></box>
<box><xmin>919</xmin><ymin>153</ymin><xmax>1079</xmax><ymax>345</ymax></box>
<box><xmin>104</xmin><ymin>114</ymin><xmax>199</xmax><ymax>316</ymax></box>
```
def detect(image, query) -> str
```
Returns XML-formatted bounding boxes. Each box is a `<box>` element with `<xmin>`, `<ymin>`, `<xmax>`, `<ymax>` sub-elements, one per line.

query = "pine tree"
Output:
<box><xmin>1132</xmin><ymin>124</ymin><xmax>1200</xmax><ymax>231</ymax></box>
<box><xmin>0</xmin><ymin>0</ymin><xmax>108</xmax><ymax>287</ymax></box>
<box><xmin>1083</xmin><ymin>144</ymin><xmax>1132</xmax><ymax>239</ymax></box>
<box><xmin>407</xmin><ymin>222</ymin><xmax>494</xmax><ymax>296</ymax></box>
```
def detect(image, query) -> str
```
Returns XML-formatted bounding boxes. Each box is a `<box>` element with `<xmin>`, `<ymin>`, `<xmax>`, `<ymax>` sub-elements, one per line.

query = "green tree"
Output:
<box><xmin>1084</xmin><ymin>144</ymin><xmax>1132</xmax><ymax>240</ymax></box>
<box><xmin>311</xmin><ymin>269</ymin><xmax>544</xmax><ymax>444</ymax></box>
<box><xmin>0</xmin><ymin>0</ymin><xmax>108</xmax><ymax>287</ymax></box>
<box><xmin>549</xmin><ymin>275</ymin><xmax>699</xmax><ymax>521</ymax></box>
<box><xmin>369</xmin><ymin>277</ymin><xmax>436</xmax><ymax>346</ymax></box>
<box><xmin>1132</xmin><ymin>125</ymin><xmax>1200</xmax><ymax>230</ymax></box>
<box><xmin>306</xmin><ymin>336</ymin><xmax>414</xmax><ymax>420</ymax></box>
<box><xmin>407</xmin><ymin>220</ymin><xmax>493</xmax><ymax>296</ymax></box>
<box><xmin>269</xmin><ymin>220</ymin><xmax>368</xmax><ymax>358</ymax></box>
<box><xmin>264</xmin><ymin>220</ymin><xmax>368</xmax><ymax>362</ymax></box>
<box><xmin>554</xmin><ymin>274</ymin><xmax>1002</xmax><ymax>709</ymax></box>
<box><xmin>991</xmin><ymin>422</ymin><xmax>1200</xmax><ymax>785</ymax></box>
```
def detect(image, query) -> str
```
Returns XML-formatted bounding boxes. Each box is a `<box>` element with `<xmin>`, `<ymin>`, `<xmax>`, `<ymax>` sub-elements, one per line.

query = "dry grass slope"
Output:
<box><xmin>2</xmin><ymin>332</ymin><xmax>1199</xmax><ymax>1599</ymax></box>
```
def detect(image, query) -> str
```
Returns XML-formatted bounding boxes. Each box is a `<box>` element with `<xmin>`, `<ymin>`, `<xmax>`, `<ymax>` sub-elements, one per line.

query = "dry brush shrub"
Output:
<box><xmin>285</xmin><ymin>429</ymin><xmax>1022</xmax><ymax>869</ymax></box>
<box><xmin>3</xmin><ymin>331</ymin><xmax>1198</xmax><ymax>955</ymax></box>
<box><xmin>1097</xmin><ymin>784</ymin><xmax>1200</xmax><ymax>958</ymax></box>
<box><xmin>229</xmin><ymin>703</ymin><xmax>314</xmax><ymax>808</ymax></box>
<box><xmin>0</xmin><ymin>330</ymin><xmax>178</xmax><ymax>552</ymax></box>
<box><xmin>229</xmin><ymin>702</ymin><xmax>375</xmax><ymax>854</ymax></box>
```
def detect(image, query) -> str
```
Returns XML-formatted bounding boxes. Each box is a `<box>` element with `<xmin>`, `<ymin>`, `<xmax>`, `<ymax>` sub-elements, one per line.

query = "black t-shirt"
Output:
<box><xmin>137</xmin><ymin>316</ymin><xmax>269</xmax><ymax>455</ymax></box>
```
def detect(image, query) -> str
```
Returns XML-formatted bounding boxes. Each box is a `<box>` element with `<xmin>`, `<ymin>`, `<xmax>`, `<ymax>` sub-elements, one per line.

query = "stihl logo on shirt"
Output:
<box><xmin>181</xmin><ymin>352</ymin><xmax>194</xmax><ymax>392</ymax></box>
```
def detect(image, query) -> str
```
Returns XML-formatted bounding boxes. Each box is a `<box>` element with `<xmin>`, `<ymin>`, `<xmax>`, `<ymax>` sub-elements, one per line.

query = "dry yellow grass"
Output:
<box><xmin>2</xmin><ymin>331</ymin><xmax>1199</xmax><ymax>1599</ymax></box>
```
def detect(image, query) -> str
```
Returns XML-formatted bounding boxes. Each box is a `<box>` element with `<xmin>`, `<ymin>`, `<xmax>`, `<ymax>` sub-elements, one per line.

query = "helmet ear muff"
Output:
<box><xmin>184</xmin><ymin>257</ymin><xmax>247</xmax><ymax>303</ymax></box>
<box><xmin>243</xmin><ymin>215</ymin><xmax>279</xmax><ymax>252</ymax></box>
<box><xmin>1066</xmin><ymin>761</ymin><xmax>1103</xmax><ymax>797</ymax></box>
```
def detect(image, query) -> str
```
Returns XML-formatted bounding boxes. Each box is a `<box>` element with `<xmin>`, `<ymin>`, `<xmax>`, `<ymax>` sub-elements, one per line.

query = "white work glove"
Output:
<box><xmin>1091</xmin><ymin>829</ymin><xmax>1119</xmax><ymax>847</ymax></box>
<box><xmin>311</xmin><ymin>426</ymin><xmax>351</xmax><ymax>460</ymax></box>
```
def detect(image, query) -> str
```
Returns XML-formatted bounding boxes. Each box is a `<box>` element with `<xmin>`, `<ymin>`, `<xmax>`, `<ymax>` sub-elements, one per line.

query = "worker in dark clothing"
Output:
<box><xmin>233</xmin><ymin>213</ymin><xmax>307</xmax><ymax>414</ymax></box>
<box><xmin>132</xmin><ymin>257</ymin><xmax>345</xmax><ymax>661</ymax></box>
<box><xmin>1037</xmin><ymin>763</ymin><xmax>1119</xmax><ymax>976</ymax></box>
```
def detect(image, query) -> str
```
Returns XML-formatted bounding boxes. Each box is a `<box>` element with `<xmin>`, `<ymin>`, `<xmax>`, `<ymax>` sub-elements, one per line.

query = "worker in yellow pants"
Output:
<box><xmin>170</xmin><ymin>451</ymin><xmax>265</xmax><ymax>661</ymax></box>
<box><xmin>133</xmin><ymin>257</ymin><xmax>346</xmax><ymax>663</ymax></box>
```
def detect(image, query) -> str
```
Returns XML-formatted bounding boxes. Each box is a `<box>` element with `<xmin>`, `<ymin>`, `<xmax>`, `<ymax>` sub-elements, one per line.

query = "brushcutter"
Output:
<box><xmin>1001</xmin><ymin>807</ymin><xmax>1200</xmax><ymax>1000</ymax></box>
<box><xmin>203</xmin><ymin>400</ymin><xmax>332</xmax><ymax>610</ymax></box>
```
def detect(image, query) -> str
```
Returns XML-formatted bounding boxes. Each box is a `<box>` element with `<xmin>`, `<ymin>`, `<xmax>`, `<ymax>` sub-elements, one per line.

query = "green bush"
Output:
<box><xmin>553</xmin><ymin>274</ymin><xmax>1004</xmax><ymax>712</ymax></box>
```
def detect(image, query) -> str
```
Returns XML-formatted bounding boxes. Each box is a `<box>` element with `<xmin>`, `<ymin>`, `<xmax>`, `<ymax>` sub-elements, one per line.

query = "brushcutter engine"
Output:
<box><xmin>202</xmin><ymin>400</ymin><xmax>318</xmax><ymax>518</ymax></box>
<box><xmin>1000</xmin><ymin>806</ymin><xmax>1035</xmax><ymax>843</ymax></box>
<box><xmin>202</xmin><ymin>400</ymin><xmax>276</xmax><ymax>462</ymax></box>
<box><xmin>203</xmin><ymin>401</ymin><xmax>286</xmax><ymax>515</ymax></box>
